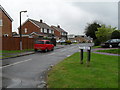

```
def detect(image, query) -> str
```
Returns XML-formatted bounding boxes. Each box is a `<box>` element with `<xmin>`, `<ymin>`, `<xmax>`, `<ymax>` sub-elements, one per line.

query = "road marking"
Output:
<box><xmin>48</xmin><ymin>53</ymin><xmax>55</xmax><ymax>55</ymax></box>
<box><xmin>60</xmin><ymin>46</ymin><xmax>77</xmax><ymax>52</ymax></box>
<box><xmin>0</xmin><ymin>59</ymin><xmax>32</xmax><ymax>69</ymax></box>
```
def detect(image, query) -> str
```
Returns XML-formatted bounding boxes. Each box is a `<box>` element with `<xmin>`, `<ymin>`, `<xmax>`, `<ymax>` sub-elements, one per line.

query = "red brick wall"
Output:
<box><xmin>0</xmin><ymin>10</ymin><xmax>2</xmax><ymax>37</ymax></box>
<box><xmin>51</xmin><ymin>27</ymin><xmax>61</xmax><ymax>39</ymax></box>
<box><xmin>2</xmin><ymin>11</ymin><xmax>12</xmax><ymax>36</ymax></box>
<box><xmin>19</xmin><ymin>20</ymin><xmax>41</xmax><ymax>34</ymax></box>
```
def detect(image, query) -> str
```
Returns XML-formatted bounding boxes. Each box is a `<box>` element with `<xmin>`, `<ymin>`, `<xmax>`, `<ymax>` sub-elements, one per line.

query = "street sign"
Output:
<box><xmin>79</xmin><ymin>46</ymin><xmax>91</xmax><ymax>50</ymax></box>
<box><xmin>79</xmin><ymin>46</ymin><xmax>91</xmax><ymax>67</ymax></box>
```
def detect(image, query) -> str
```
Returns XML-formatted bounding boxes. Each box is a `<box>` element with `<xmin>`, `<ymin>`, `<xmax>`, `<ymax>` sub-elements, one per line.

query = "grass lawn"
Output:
<box><xmin>96</xmin><ymin>49</ymin><xmax>120</xmax><ymax>54</ymax></box>
<box><xmin>0</xmin><ymin>49</ymin><xmax>33</xmax><ymax>59</ymax></box>
<box><xmin>92</xmin><ymin>46</ymin><xmax>101</xmax><ymax>49</ymax></box>
<box><xmin>47</xmin><ymin>52</ymin><xmax>118</xmax><ymax>88</ymax></box>
<box><xmin>0</xmin><ymin>49</ymin><xmax>33</xmax><ymax>53</ymax></box>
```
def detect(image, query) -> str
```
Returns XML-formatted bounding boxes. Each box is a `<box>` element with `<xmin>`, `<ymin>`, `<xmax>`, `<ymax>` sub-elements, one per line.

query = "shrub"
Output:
<box><xmin>65</xmin><ymin>40</ymin><xmax>72</xmax><ymax>45</ymax></box>
<box><xmin>94</xmin><ymin>39</ymin><xmax>101</xmax><ymax>46</ymax></box>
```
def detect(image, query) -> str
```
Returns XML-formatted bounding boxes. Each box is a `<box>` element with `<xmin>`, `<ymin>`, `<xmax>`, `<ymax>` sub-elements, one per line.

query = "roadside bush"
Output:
<box><xmin>65</xmin><ymin>40</ymin><xmax>72</xmax><ymax>45</ymax></box>
<box><xmin>94</xmin><ymin>39</ymin><xmax>101</xmax><ymax>46</ymax></box>
<box><xmin>82</xmin><ymin>41</ymin><xmax>86</xmax><ymax>43</ymax></box>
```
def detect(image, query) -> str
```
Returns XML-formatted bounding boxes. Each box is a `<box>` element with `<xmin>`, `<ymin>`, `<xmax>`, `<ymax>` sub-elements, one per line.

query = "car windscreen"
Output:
<box><xmin>35</xmin><ymin>41</ymin><xmax>44</xmax><ymax>44</ymax></box>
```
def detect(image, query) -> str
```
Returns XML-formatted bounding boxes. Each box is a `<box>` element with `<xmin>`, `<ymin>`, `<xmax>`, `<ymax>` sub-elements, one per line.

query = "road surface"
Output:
<box><xmin>1</xmin><ymin>43</ymin><xmax>93</xmax><ymax>88</ymax></box>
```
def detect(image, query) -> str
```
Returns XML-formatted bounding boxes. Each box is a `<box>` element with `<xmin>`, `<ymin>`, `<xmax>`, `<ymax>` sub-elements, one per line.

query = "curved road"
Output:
<box><xmin>2</xmin><ymin>44</ymin><xmax>80</xmax><ymax>88</ymax></box>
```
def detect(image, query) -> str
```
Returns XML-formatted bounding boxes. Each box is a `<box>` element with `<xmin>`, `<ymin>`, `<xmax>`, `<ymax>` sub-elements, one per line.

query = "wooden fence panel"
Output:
<box><xmin>2</xmin><ymin>37</ymin><xmax>34</xmax><ymax>50</ymax></box>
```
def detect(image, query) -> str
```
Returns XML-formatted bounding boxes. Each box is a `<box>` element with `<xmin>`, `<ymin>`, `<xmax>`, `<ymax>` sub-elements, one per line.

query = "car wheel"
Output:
<box><xmin>109</xmin><ymin>45</ymin><xmax>112</xmax><ymax>48</ymax></box>
<box><xmin>34</xmin><ymin>49</ymin><xmax>38</xmax><ymax>52</ymax></box>
<box><xmin>118</xmin><ymin>43</ymin><xmax>120</xmax><ymax>47</ymax></box>
<box><xmin>51</xmin><ymin>48</ymin><xmax>54</xmax><ymax>51</ymax></box>
<box><xmin>44</xmin><ymin>48</ymin><xmax>48</xmax><ymax>52</ymax></box>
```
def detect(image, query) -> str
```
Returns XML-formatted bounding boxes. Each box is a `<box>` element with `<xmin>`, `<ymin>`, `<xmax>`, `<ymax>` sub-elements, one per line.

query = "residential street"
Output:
<box><xmin>2</xmin><ymin>44</ymin><xmax>85</xmax><ymax>88</ymax></box>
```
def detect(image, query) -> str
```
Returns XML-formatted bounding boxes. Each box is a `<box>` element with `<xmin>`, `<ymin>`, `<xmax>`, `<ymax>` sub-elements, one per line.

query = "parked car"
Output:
<box><xmin>56</xmin><ymin>40</ymin><xmax>66</xmax><ymax>43</ymax></box>
<box><xmin>34</xmin><ymin>40</ymin><xmax>54</xmax><ymax>52</ymax></box>
<box><xmin>101</xmin><ymin>39</ymin><xmax>120</xmax><ymax>48</ymax></box>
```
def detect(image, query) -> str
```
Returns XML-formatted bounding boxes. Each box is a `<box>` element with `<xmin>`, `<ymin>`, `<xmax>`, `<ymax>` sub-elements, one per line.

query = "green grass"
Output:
<box><xmin>96</xmin><ymin>49</ymin><xmax>120</xmax><ymax>54</ymax></box>
<box><xmin>92</xmin><ymin>46</ymin><xmax>101</xmax><ymax>49</ymax></box>
<box><xmin>47</xmin><ymin>52</ymin><xmax>118</xmax><ymax>88</ymax></box>
<box><xmin>0</xmin><ymin>49</ymin><xmax>33</xmax><ymax>59</ymax></box>
<box><xmin>0</xmin><ymin>49</ymin><xmax>33</xmax><ymax>53</ymax></box>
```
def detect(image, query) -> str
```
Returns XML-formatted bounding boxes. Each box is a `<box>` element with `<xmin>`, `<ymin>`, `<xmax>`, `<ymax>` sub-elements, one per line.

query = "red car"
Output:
<box><xmin>34</xmin><ymin>40</ymin><xmax>54</xmax><ymax>52</ymax></box>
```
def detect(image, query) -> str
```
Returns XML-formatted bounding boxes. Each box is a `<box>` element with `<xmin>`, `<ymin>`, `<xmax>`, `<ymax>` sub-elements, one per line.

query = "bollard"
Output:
<box><xmin>80</xmin><ymin>49</ymin><xmax>83</xmax><ymax>64</ymax></box>
<box><xmin>86</xmin><ymin>47</ymin><xmax>91</xmax><ymax>67</ymax></box>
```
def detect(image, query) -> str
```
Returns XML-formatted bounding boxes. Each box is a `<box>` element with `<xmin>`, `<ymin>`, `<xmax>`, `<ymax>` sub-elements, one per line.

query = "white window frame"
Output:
<box><xmin>49</xmin><ymin>29</ymin><xmax>52</xmax><ymax>34</ymax></box>
<box><xmin>41</xmin><ymin>28</ymin><xmax>44</xmax><ymax>33</ymax></box>
<box><xmin>0</xmin><ymin>19</ymin><xmax>3</xmax><ymax>26</ymax></box>
<box><xmin>24</xmin><ymin>28</ymin><xmax>27</xmax><ymax>33</ymax></box>
<box><xmin>3</xmin><ymin>34</ymin><xmax>8</xmax><ymax>37</ymax></box>
<box><xmin>62</xmin><ymin>32</ymin><xmax>64</xmax><ymax>35</ymax></box>
<box><xmin>51</xmin><ymin>30</ymin><xmax>54</xmax><ymax>34</ymax></box>
<box><xmin>44</xmin><ymin>29</ymin><xmax>47</xmax><ymax>33</ymax></box>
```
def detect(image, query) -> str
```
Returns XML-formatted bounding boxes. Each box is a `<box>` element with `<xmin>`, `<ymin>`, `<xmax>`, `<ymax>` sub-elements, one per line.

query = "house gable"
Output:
<box><xmin>0</xmin><ymin>5</ymin><xmax>13</xmax><ymax>22</ymax></box>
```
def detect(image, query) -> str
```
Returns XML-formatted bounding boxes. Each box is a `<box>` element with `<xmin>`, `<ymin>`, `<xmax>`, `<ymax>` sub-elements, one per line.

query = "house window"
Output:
<box><xmin>0</xmin><ymin>19</ymin><xmax>2</xmax><ymax>26</ymax></box>
<box><xmin>61</xmin><ymin>32</ymin><xmax>64</xmax><ymax>35</ymax></box>
<box><xmin>24</xmin><ymin>28</ymin><xmax>27</xmax><ymax>33</ymax></box>
<box><xmin>49</xmin><ymin>29</ymin><xmax>52</xmax><ymax>34</ymax></box>
<box><xmin>44</xmin><ymin>29</ymin><xmax>47</xmax><ymax>33</ymax></box>
<box><xmin>41</xmin><ymin>28</ymin><xmax>44</xmax><ymax>33</ymax></box>
<box><xmin>3</xmin><ymin>34</ymin><xmax>8</xmax><ymax>37</ymax></box>
<box><xmin>51</xmin><ymin>30</ymin><xmax>54</xmax><ymax>34</ymax></box>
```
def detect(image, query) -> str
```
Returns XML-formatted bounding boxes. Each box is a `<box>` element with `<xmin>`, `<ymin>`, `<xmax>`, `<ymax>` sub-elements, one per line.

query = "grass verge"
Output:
<box><xmin>92</xmin><ymin>46</ymin><xmax>101</xmax><ymax>49</ymax></box>
<box><xmin>0</xmin><ymin>49</ymin><xmax>33</xmax><ymax>53</ymax></box>
<box><xmin>96</xmin><ymin>49</ymin><xmax>120</xmax><ymax>54</ymax></box>
<box><xmin>47</xmin><ymin>52</ymin><xmax>118</xmax><ymax>88</ymax></box>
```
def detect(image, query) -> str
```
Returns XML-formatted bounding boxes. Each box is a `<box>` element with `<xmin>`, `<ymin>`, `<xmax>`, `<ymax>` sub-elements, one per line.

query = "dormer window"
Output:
<box><xmin>0</xmin><ymin>19</ymin><xmax>2</xmax><ymax>26</ymax></box>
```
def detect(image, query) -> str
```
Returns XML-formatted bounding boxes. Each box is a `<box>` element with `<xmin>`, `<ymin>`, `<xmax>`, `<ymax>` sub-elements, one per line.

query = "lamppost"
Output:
<box><xmin>20</xmin><ymin>10</ymin><xmax>27</xmax><ymax>50</ymax></box>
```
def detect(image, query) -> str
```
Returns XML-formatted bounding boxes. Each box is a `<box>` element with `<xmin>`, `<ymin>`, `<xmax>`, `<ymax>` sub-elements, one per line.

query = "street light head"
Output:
<box><xmin>20</xmin><ymin>10</ymin><xmax>27</xmax><ymax>13</ymax></box>
<box><xmin>23</xmin><ymin>10</ymin><xmax>27</xmax><ymax>13</ymax></box>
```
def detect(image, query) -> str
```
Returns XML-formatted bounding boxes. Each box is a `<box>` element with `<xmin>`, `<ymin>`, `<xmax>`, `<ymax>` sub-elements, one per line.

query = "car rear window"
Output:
<box><xmin>35</xmin><ymin>41</ymin><xmax>44</xmax><ymax>44</ymax></box>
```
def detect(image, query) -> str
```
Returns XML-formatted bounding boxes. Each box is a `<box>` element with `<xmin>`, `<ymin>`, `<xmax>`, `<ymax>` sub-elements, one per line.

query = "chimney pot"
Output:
<box><xmin>40</xmin><ymin>19</ymin><xmax>43</xmax><ymax>23</ymax></box>
<box><xmin>57</xmin><ymin>25</ymin><xmax>60</xmax><ymax>28</ymax></box>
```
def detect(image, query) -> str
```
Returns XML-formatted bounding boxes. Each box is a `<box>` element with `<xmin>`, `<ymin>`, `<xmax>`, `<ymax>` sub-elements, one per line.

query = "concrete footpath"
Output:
<box><xmin>92</xmin><ymin>48</ymin><xmax>120</xmax><ymax>56</ymax></box>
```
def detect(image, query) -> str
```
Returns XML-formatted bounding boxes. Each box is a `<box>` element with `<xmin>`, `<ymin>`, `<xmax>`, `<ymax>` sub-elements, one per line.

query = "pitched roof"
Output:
<box><xmin>0</xmin><ymin>5</ymin><xmax>13</xmax><ymax>21</ymax></box>
<box><xmin>29</xmin><ymin>19</ymin><xmax>53</xmax><ymax>30</ymax></box>
<box><xmin>51</xmin><ymin>26</ymin><xmax>67</xmax><ymax>33</ymax></box>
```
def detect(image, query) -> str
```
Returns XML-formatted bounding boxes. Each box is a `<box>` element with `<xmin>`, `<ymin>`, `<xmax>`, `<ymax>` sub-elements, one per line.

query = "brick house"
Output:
<box><xmin>51</xmin><ymin>25</ymin><xmax>68</xmax><ymax>40</ymax></box>
<box><xmin>0</xmin><ymin>5</ymin><xmax>13</xmax><ymax>37</ymax></box>
<box><xmin>18</xmin><ymin>18</ymin><xmax>54</xmax><ymax>39</ymax></box>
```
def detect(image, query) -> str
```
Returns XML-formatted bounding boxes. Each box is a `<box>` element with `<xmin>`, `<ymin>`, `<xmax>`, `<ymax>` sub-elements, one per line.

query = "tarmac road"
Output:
<box><xmin>2</xmin><ymin>44</ymin><xmax>83</xmax><ymax>88</ymax></box>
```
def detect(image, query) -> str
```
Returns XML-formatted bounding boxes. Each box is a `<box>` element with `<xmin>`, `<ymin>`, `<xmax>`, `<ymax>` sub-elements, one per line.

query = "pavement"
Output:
<box><xmin>92</xmin><ymin>48</ymin><xmax>120</xmax><ymax>56</ymax></box>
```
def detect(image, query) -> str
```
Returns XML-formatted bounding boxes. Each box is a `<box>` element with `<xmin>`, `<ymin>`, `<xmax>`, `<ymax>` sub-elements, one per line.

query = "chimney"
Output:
<box><xmin>57</xmin><ymin>25</ymin><xmax>60</xmax><ymax>28</ymax></box>
<box><xmin>40</xmin><ymin>19</ymin><xmax>43</xmax><ymax>23</ymax></box>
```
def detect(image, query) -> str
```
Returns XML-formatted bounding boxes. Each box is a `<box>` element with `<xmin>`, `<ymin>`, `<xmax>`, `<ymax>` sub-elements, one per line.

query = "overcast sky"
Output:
<box><xmin>0</xmin><ymin>0</ymin><xmax>119</xmax><ymax>35</ymax></box>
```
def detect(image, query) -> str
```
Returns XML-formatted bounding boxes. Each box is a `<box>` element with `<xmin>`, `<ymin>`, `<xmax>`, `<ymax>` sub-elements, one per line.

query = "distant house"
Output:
<box><xmin>68</xmin><ymin>34</ymin><xmax>93</xmax><ymax>43</ymax></box>
<box><xmin>0</xmin><ymin>5</ymin><xmax>13</xmax><ymax>37</ymax></box>
<box><xmin>51</xmin><ymin>25</ymin><xmax>68</xmax><ymax>40</ymax></box>
<box><xmin>18</xmin><ymin>19</ymin><xmax>54</xmax><ymax>39</ymax></box>
<box><xmin>68</xmin><ymin>34</ymin><xmax>76</xmax><ymax>42</ymax></box>
<box><xmin>75</xmin><ymin>35</ymin><xmax>93</xmax><ymax>43</ymax></box>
